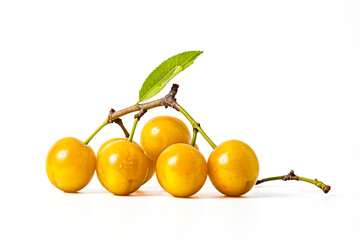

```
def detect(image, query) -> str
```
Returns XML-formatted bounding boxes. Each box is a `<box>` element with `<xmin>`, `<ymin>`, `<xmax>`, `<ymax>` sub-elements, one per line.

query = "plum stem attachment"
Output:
<box><xmin>191</xmin><ymin>127</ymin><xmax>198</xmax><ymax>147</ymax></box>
<box><xmin>84</xmin><ymin>86</ymin><xmax>179</xmax><ymax>145</ymax></box>
<box><xmin>87</xmin><ymin>84</ymin><xmax>217</xmax><ymax>147</ymax></box>
<box><xmin>128</xmin><ymin>109</ymin><xmax>147</xmax><ymax>142</ymax></box>
<box><xmin>84</xmin><ymin>109</ymin><xmax>131</xmax><ymax>145</ymax></box>
<box><xmin>255</xmin><ymin>170</ymin><xmax>331</xmax><ymax>194</ymax></box>
<box><xmin>175</xmin><ymin>103</ymin><xmax>217</xmax><ymax>149</ymax></box>
<box><xmin>83</xmin><ymin>119</ymin><xmax>108</xmax><ymax>145</ymax></box>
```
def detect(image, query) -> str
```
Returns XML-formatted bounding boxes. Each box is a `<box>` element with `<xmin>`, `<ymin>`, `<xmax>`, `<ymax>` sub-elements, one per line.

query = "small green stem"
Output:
<box><xmin>298</xmin><ymin>176</ymin><xmax>330</xmax><ymax>193</ymax></box>
<box><xmin>128</xmin><ymin>118</ymin><xmax>139</xmax><ymax>142</ymax></box>
<box><xmin>176</xmin><ymin>103</ymin><xmax>217</xmax><ymax>149</ymax></box>
<box><xmin>256</xmin><ymin>176</ymin><xmax>284</xmax><ymax>183</ymax></box>
<box><xmin>83</xmin><ymin>119</ymin><xmax>108</xmax><ymax>145</ymax></box>
<box><xmin>191</xmin><ymin>128</ymin><xmax>198</xmax><ymax>147</ymax></box>
<box><xmin>256</xmin><ymin>170</ymin><xmax>331</xmax><ymax>194</ymax></box>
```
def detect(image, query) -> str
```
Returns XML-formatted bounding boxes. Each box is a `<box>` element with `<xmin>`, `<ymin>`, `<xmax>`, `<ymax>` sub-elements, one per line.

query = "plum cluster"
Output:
<box><xmin>46</xmin><ymin>116</ymin><xmax>259</xmax><ymax>197</ymax></box>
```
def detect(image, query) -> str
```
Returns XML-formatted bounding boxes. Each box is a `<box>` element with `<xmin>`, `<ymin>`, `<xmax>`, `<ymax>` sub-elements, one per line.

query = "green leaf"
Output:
<box><xmin>138</xmin><ymin>50</ymin><xmax>203</xmax><ymax>103</ymax></box>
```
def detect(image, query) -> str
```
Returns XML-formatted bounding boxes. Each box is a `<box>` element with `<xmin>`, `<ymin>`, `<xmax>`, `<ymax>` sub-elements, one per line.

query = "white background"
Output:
<box><xmin>1</xmin><ymin>1</ymin><xmax>359</xmax><ymax>239</ymax></box>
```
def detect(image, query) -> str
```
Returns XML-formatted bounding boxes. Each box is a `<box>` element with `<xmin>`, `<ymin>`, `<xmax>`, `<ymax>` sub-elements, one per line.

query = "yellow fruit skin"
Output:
<box><xmin>46</xmin><ymin>137</ymin><xmax>96</xmax><ymax>193</ymax></box>
<box><xmin>96</xmin><ymin>141</ymin><xmax>149</xmax><ymax>195</ymax></box>
<box><xmin>156</xmin><ymin>143</ymin><xmax>207</xmax><ymax>197</ymax></box>
<box><xmin>97</xmin><ymin>138</ymin><xmax>127</xmax><ymax>157</ymax></box>
<box><xmin>194</xmin><ymin>143</ymin><xmax>199</xmax><ymax>150</ymax></box>
<box><xmin>143</xmin><ymin>157</ymin><xmax>156</xmax><ymax>184</ymax></box>
<box><xmin>97</xmin><ymin>138</ymin><xmax>154</xmax><ymax>184</ymax></box>
<box><xmin>208</xmin><ymin>140</ymin><xmax>259</xmax><ymax>197</ymax></box>
<box><xmin>144</xmin><ymin>142</ymin><xmax>197</xmax><ymax>184</ymax></box>
<box><xmin>140</xmin><ymin>116</ymin><xmax>191</xmax><ymax>162</ymax></box>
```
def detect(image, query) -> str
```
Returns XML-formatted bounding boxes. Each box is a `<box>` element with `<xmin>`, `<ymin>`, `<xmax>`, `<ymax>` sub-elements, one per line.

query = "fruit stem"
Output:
<box><xmin>175</xmin><ymin>103</ymin><xmax>217</xmax><ymax>149</ymax></box>
<box><xmin>255</xmin><ymin>170</ymin><xmax>331</xmax><ymax>194</ymax></box>
<box><xmin>92</xmin><ymin>84</ymin><xmax>217</xmax><ymax>148</ymax></box>
<box><xmin>191</xmin><ymin>128</ymin><xmax>198</xmax><ymax>147</ymax></box>
<box><xmin>83</xmin><ymin>119</ymin><xmax>108</xmax><ymax>145</ymax></box>
<box><xmin>128</xmin><ymin>118</ymin><xmax>139</xmax><ymax>142</ymax></box>
<box><xmin>113</xmin><ymin>118</ymin><xmax>130</xmax><ymax>138</ymax></box>
<box><xmin>108</xmin><ymin>84</ymin><xmax>179</xmax><ymax>122</ymax></box>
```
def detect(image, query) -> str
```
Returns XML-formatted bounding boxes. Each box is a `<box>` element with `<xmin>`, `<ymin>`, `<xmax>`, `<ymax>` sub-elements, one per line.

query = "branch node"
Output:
<box><xmin>283</xmin><ymin>170</ymin><xmax>299</xmax><ymax>181</ymax></box>
<box><xmin>134</xmin><ymin>109</ymin><xmax>147</xmax><ymax>120</ymax></box>
<box><xmin>192</xmin><ymin>122</ymin><xmax>200</xmax><ymax>131</ymax></box>
<box><xmin>161</xmin><ymin>84</ymin><xmax>179</xmax><ymax>110</ymax></box>
<box><xmin>107</xmin><ymin>108</ymin><xmax>116</xmax><ymax>123</ymax></box>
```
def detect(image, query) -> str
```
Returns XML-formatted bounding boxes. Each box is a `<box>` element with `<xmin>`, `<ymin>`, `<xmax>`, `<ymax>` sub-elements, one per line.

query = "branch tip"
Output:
<box><xmin>107</xmin><ymin>108</ymin><xmax>116</xmax><ymax>123</ymax></box>
<box><xmin>323</xmin><ymin>185</ymin><xmax>331</xmax><ymax>194</ymax></box>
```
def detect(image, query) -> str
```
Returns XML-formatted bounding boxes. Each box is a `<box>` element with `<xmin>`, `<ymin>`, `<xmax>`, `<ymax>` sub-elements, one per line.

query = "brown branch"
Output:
<box><xmin>134</xmin><ymin>109</ymin><xmax>147</xmax><ymax>120</ymax></box>
<box><xmin>108</xmin><ymin>84</ymin><xmax>179</xmax><ymax>122</ymax></box>
<box><xmin>113</xmin><ymin>118</ymin><xmax>130</xmax><ymax>138</ymax></box>
<box><xmin>104</xmin><ymin>109</ymin><xmax>130</xmax><ymax>138</ymax></box>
